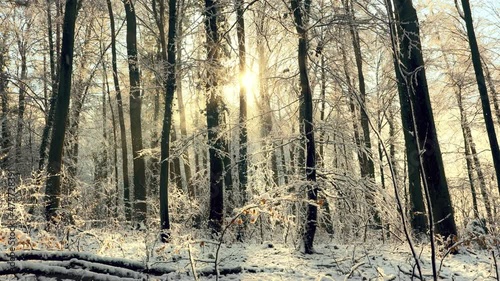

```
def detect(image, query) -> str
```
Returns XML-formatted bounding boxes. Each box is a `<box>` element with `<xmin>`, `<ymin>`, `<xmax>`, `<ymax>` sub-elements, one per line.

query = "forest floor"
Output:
<box><xmin>1</xmin><ymin>227</ymin><xmax>498</xmax><ymax>280</ymax></box>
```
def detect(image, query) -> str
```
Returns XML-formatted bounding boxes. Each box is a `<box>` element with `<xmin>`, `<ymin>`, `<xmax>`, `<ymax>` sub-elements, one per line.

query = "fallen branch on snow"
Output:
<box><xmin>0</xmin><ymin>261</ymin><xmax>141</xmax><ymax>281</ymax></box>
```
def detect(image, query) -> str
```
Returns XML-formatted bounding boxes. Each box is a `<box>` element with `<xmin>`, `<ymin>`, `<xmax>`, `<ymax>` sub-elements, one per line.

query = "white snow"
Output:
<box><xmin>1</xmin><ymin>228</ymin><xmax>499</xmax><ymax>280</ymax></box>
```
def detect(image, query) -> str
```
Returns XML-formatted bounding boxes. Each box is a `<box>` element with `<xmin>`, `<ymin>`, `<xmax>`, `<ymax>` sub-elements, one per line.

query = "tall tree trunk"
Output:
<box><xmin>169</xmin><ymin>124</ymin><xmax>183</xmax><ymax>190</ymax></box>
<box><xmin>204</xmin><ymin>0</ymin><xmax>225</xmax><ymax>234</ymax></box>
<box><xmin>385</xmin><ymin>0</ymin><xmax>427</xmax><ymax>235</ymax></box>
<box><xmin>15</xmin><ymin>42</ymin><xmax>27</xmax><ymax>166</ymax></box>
<box><xmin>107</xmin><ymin>0</ymin><xmax>131</xmax><ymax>221</ymax></box>
<box><xmin>124</xmin><ymin>0</ymin><xmax>147</xmax><ymax>226</ymax></box>
<box><xmin>291</xmin><ymin>0</ymin><xmax>318</xmax><ymax>254</ymax></box>
<box><xmin>344</xmin><ymin>0</ymin><xmax>380</xmax><ymax>226</ymax></box>
<box><xmin>149</xmin><ymin>47</ymin><xmax>160</xmax><ymax>201</ymax></box>
<box><xmin>45</xmin><ymin>0</ymin><xmax>79</xmax><ymax>222</ymax></box>
<box><xmin>483</xmin><ymin>62</ymin><xmax>500</xmax><ymax>126</ymax></box>
<box><xmin>236</xmin><ymin>0</ymin><xmax>248</xmax><ymax>205</ymax></box>
<box><xmin>66</xmin><ymin>86</ymin><xmax>84</xmax><ymax>189</ymax></box>
<box><xmin>38</xmin><ymin>0</ymin><xmax>59</xmax><ymax>172</ymax></box>
<box><xmin>440</xmin><ymin>41</ymin><xmax>492</xmax><ymax>223</ymax></box>
<box><xmin>460</xmin><ymin>0</ymin><xmax>500</xmax><ymax>195</ymax></box>
<box><xmin>458</xmin><ymin>91</ymin><xmax>493</xmax><ymax>223</ymax></box>
<box><xmin>175</xmin><ymin>0</ymin><xmax>193</xmax><ymax>198</ymax></box>
<box><xmin>393</xmin><ymin>0</ymin><xmax>457</xmax><ymax>239</ymax></box>
<box><xmin>152</xmin><ymin>0</ymin><xmax>177</xmax><ymax>241</ymax></box>
<box><xmin>318</xmin><ymin>54</ymin><xmax>326</xmax><ymax>167</ymax></box>
<box><xmin>0</xmin><ymin>43</ymin><xmax>9</xmax><ymax>169</ymax></box>
<box><xmin>456</xmin><ymin>86</ymin><xmax>480</xmax><ymax>219</ymax></box>
<box><xmin>100</xmin><ymin>54</ymin><xmax>109</xmax><ymax>183</ymax></box>
<box><xmin>106</xmin><ymin>72</ymin><xmax>120</xmax><ymax>217</ymax></box>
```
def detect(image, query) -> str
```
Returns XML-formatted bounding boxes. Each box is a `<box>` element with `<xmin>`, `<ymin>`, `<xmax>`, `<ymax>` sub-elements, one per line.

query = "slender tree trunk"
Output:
<box><xmin>440</xmin><ymin>41</ymin><xmax>491</xmax><ymax>223</ymax></box>
<box><xmin>0</xmin><ymin>43</ymin><xmax>9</xmax><ymax>169</ymax></box>
<box><xmin>100</xmin><ymin>55</ymin><xmax>109</xmax><ymax>183</ymax></box>
<box><xmin>235</xmin><ymin>0</ymin><xmax>248</xmax><ymax>205</ymax></box>
<box><xmin>318</xmin><ymin>55</ymin><xmax>326</xmax><ymax>167</ymax></box>
<box><xmin>460</xmin><ymin>0</ymin><xmax>500</xmax><ymax>195</ymax></box>
<box><xmin>175</xmin><ymin>0</ymin><xmax>194</xmax><ymax>198</ymax></box>
<box><xmin>149</xmin><ymin>46</ymin><xmax>160</xmax><ymax>201</ymax></box>
<box><xmin>291</xmin><ymin>0</ymin><xmax>318</xmax><ymax>254</ymax></box>
<box><xmin>456</xmin><ymin>87</ymin><xmax>480</xmax><ymax>219</ymax></box>
<box><xmin>393</xmin><ymin>0</ymin><xmax>457</xmax><ymax>239</ymax></box>
<box><xmin>38</xmin><ymin>0</ymin><xmax>59</xmax><ymax>172</ymax></box>
<box><xmin>107</xmin><ymin>0</ymin><xmax>131</xmax><ymax>221</ymax></box>
<box><xmin>124</xmin><ymin>0</ymin><xmax>147</xmax><ymax>226</ymax></box>
<box><xmin>459</xmin><ymin>93</ymin><xmax>493</xmax><ymax>223</ymax></box>
<box><xmin>15</xmin><ymin>43</ymin><xmax>27</xmax><ymax>166</ymax></box>
<box><xmin>483</xmin><ymin>62</ymin><xmax>500</xmax><ymax>126</ymax></box>
<box><xmin>204</xmin><ymin>0</ymin><xmax>225</xmax><ymax>233</ymax></box>
<box><xmin>344</xmin><ymin>0</ymin><xmax>380</xmax><ymax>226</ymax></box>
<box><xmin>169</xmin><ymin>124</ymin><xmax>183</xmax><ymax>190</ymax></box>
<box><xmin>152</xmin><ymin>0</ymin><xmax>177</xmax><ymax>240</ymax></box>
<box><xmin>385</xmin><ymin>0</ymin><xmax>427</xmax><ymax>235</ymax></box>
<box><xmin>106</xmin><ymin>71</ymin><xmax>120</xmax><ymax>217</ymax></box>
<box><xmin>45</xmin><ymin>0</ymin><xmax>79</xmax><ymax>222</ymax></box>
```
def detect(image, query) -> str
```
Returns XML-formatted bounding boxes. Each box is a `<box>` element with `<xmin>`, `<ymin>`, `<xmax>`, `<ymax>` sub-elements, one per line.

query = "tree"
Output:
<box><xmin>236</xmin><ymin>0</ymin><xmax>248</xmax><ymax>205</ymax></box>
<box><xmin>0</xmin><ymin>39</ymin><xmax>9</xmax><ymax>169</ymax></box>
<box><xmin>204</xmin><ymin>0</ymin><xmax>225</xmax><ymax>234</ymax></box>
<box><xmin>152</xmin><ymin>0</ymin><xmax>177</xmax><ymax>241</ymax></box>
<box><xmin>174</xmin><ymin>0</ymin><xmax>193</xmax><ymax>198</ymax></box>
<box><xmin>45</xmin><ymin>0</ymin><xmax>79</xmax><ymax>222</ymax></box>
<box><xmin>384</xmin><ymin>0</ymin><xmax>427</xmax><ymax>234</ymax></box>
<box><xmin>459</xmin><ymin>0</ymin><xmax>500</xmax><ymax>196</ymax></box>
<box><xmin>343</xmin><ymin>0</ymin><xmax>380</xmax><ymax>227</ymax></box>
<box><xmin>124</xmin><ymin>0</ymin><xmax>147</xmax><ymax>226</ymax></box>
<box><xmin>392</xmin><ymin>0</ymin><xmax>457</xmax><ymax>239</ymax></box>
<box><xmin>38</xmin><ymin>0</ymin><xmax>60</xmax><ymax>173</ymax></box>
<box><xmin>107</xmin><ymin>0</ymin><xmax>131</xmax><ymax>221</ymax></box>
<box><xmin>291</xmin><ymin>0</ymin><xmax>318</xmax><ymax>254</ymax></box>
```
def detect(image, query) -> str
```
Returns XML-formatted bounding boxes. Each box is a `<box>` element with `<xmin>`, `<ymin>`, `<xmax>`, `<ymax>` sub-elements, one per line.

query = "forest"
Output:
<box><xmin>0</xmin><ymin>0</ymin><xmax>499</xmax><ymax>280</ymax></box>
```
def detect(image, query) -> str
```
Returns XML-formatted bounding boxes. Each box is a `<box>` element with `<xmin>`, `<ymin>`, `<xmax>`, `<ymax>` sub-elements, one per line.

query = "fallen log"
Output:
<box><xmin>0</xmin><ymin>261</ymin><xmax>142</xmax><ymax>281</ymax></box>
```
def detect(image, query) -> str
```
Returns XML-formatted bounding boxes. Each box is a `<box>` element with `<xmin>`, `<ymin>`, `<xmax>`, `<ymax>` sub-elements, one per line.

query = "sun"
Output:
<box><xmin>240</xmin><ymin>71</ymin><xmax>257</xmax><ymax>93</ymax></box>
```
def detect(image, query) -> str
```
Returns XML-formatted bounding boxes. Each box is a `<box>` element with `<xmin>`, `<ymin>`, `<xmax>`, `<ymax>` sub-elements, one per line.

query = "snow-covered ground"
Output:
<box><xmin>1</xmin><ymin>227</ymin><xmax>499</xmax><ymax>280</ymax></box>
<box><xmin>161</xmin><ymin>242</ymin><xmax>498</xmax><ymax>280</ymax></box>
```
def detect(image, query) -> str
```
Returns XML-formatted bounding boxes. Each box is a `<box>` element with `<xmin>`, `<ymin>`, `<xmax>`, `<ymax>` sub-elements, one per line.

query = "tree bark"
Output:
<box><xmin>152</xmin><ymin>0</ymin><xmax>177</xmax><ymax>240</ymax></box>
<box><xmin>38</xmin><ymin>0</ymin><xmax>59</xmax><ymax>172</ymax></box>
<box><xmin>393</xmin><ymin>0</ymin><xmax>457</xmax><ymax>239</ymax></box>
<box><xmin>344</xmin><ymin>0</ymin><xmax>380</xmax><ymax>226</ymax></box>
<box><xmin>458</xmin><ymin>92</ymin><xmax>493</xmax><ymax>223</ymax></box>
<box><xmin>204</xmin><ymin>0</ymin><xmax>225</xmax><ymax>234</ymax></box>
<box><xmin>456</xmin><ymin>86</ymin><xmax>480</xmax><ymax>219</ymax></box>
<box><xmin>15</xmin><ymin>40</ymin><xmax>27</xmax><ymax>166</ymax></box>
<box><xmin>236</xmin><ymin>0</ymin><xmax>248</xmax><ymax>205</ymax></box>
<box><xmin>105</xmin><ymin>70</ymin><xmax>120</xmax><ymax>217</ymax></box>
<box><xmin>385</xmin><ymin>0</ymin><xmax>427</xmax><ymax>235</ymax></box>
<box><xmin>291</xmin><ymin>0</ymin><xmax>318</xmax><ymax>254</ymax></box>
<box><xmin>483</xmin><ymin>62</ymin><xmax>500</xmax><ymax>126</ymax></box>
<box><xmin>460</xmin><ymin>0</ymin><xmax>500</xmax><ymax>195</ymax></box>
<box><xmin>0</xmin><ymin>43</ymin><xmax>9</xmax><ymax>169</ymax></box>
<box><xmin>45</xmin><ymin>0</ymin><xmax>79</xmax><ymax>222</ymax></box>
<box><xmin>124</xmin><ymin>0</ymin><xmax>147</xmax><ymax>226</ymax></box>
<box><xmin>175</xmin><ymin>0</ymin><xmax>194</xmax><ymax>198</ymax></box>
<box><xmin>107</xmin><ymin>0</ymin><xmax>131</xmax><ymax>221</ymax></box>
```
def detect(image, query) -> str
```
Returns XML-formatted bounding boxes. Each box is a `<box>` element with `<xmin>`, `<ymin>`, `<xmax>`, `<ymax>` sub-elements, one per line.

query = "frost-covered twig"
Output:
<box><xmin>214</xmin><ymin>204</ymin><xmax>258</xmax><ymax>281</ymax></box>
<box><xmin>188</xmin><ymin>243</ymin><xmax>199</xmax><ymax>281</ymax></box>
<box><xmin>493</xmin><ymin>250</ymin><xmax>499</xmax><ymax>281</ymax></box>
<box><xmin>397</xmin><ymin>265</ymin><xmax>423</xmax><ymax>280</ymax></box>
<box><xmin>344</xmin><ymin>261</ymin><xmax>365</xmax><ymax>280</ymax></box>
